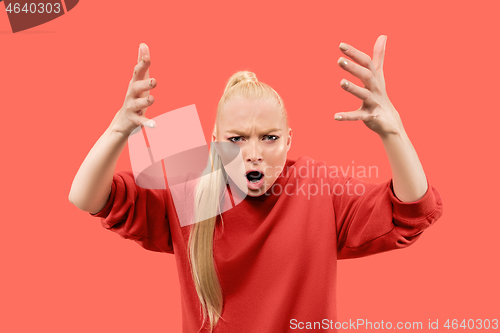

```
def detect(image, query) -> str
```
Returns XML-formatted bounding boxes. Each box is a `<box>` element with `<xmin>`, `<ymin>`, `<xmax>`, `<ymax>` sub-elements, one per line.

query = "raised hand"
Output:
<box><xmin>110</xmin><ymin>43</ymin><xmax>157</xmax><ymax>135</ymax></box>
<box><xmin>335</xmin><ymin>35</ymin><xmax>403</xmax><ymax>138</ymax></box>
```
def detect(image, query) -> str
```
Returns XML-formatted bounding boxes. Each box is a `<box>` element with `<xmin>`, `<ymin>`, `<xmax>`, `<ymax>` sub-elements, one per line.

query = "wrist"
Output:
<box><xmin>105</xmin><ymin>124</ymin><xmax>131</xmax><ymax>143</ymax></box>
<box><xmin>378</xmin><ymin>110</ymin><xmax>406</xmax><ymax>140</ymax></box>
<box><xmin>379</xmin><ymin>125</ymin><xmax>406</xmax><ymax>141</ymax></box>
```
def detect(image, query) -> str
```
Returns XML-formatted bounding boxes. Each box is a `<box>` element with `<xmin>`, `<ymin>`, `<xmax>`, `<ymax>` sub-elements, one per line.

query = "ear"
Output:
<box><xmin>286</xmin><ymin>127</ymin><xmax>292</xmax><ymax>152</ymax></box>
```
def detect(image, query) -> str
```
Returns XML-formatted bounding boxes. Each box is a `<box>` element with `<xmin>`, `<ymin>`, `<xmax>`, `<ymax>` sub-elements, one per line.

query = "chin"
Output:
<box><xmin>246</xmin><ymin>189</ymin><xmax>266</xmax><ymax>197</ymax></box>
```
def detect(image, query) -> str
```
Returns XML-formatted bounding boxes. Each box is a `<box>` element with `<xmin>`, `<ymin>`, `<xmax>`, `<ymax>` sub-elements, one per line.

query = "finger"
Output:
<box><xmin>136</xmin><ymin>43</ymin><xmax>150</xmax><ymax>82</ymax></box>
<box><xmin>128</xmin><ymin>94</ymin><xmax>155</xmax><ymax>114</ymax></box>
<box><xmin>140</xmin><ymin>44</ymin><xmax>150</xmax><ymax>81</ymax></box>
<box><xmin>135</xmin><ymin>43</ymin><xmax>151</xmax><ymax>114</ymax></box>
<box><xmin>371</xmin><ymin>35</ymin><xmax>387</xmax><ymax>73</ymax></box>
<box><xmin>339</xmin><ymin>79</ymin><xmax>371</xmax><ymax>101</ymax></box>
<box><xmin>132</xmin><ymin>53</ymin><xmax>151</xmax><ymax>83</ymax></box>
<box><xmin>334</xmin><ymin>110</ymin><xmax>378</xmax><ymax>121</ymax></box>
<box><xmin>137</xmin><ymin>43</ymin><xmax>150</xmax><ymax>64</ymax></box>
<box><xmin>128</xmin><ymin>78</ymin><xmax>157</xmax><ymax>98</ymax></box>
<box><xmin>338</xmin><ymin>41</ymin><xmax>376</xmax><ymax>73</ymax></box>
<box><xmin>338</xmin><ymin>57</ymin><xmax>378</xmax><ymax>91</ymax></box>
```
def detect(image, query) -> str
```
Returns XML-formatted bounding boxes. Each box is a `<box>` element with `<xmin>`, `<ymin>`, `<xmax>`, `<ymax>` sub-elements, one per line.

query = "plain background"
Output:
<box><xmin>1</xmin><ymin>1</ymin><xmax>499</xmax><ymax>332</ymax></box>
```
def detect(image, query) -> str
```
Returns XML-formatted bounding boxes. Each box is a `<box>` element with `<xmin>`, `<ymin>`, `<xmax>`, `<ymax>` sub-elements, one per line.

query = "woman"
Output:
<box><xmin>69</xmin><ymin>35</ymin><xmax>443</xmax><ymax>333</ymax></box>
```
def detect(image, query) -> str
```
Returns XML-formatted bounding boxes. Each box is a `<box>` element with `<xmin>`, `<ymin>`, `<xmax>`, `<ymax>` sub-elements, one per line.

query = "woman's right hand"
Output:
<box><xmin>110</xmin><ymin>43</ymin><xmax>157</xmax><ymax>136</ymax></box>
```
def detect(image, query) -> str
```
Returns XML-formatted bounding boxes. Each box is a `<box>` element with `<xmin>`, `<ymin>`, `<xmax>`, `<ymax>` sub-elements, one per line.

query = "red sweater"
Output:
<box><xmin>90</xmin><ymin>156</ymin><xmax>443</xmax><ymax>332</ymax></box>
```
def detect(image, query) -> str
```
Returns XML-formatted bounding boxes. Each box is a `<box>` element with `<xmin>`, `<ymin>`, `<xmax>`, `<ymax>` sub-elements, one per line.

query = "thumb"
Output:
<box><xmin>372</xmin><ymin>35</ymin><xmax>387</xmax><ymax>72</ymax></box>
<box><xmin>139</xmin><ymin>117</ymin><xmax>156</xmax><ymax>128</ymax></box>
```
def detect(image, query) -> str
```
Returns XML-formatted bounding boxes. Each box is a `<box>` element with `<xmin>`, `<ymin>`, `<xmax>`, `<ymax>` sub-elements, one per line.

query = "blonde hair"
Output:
<box><xmin>187</xmin><ymin>70</ymin><xmax>288</xmax><ymax>332</ymax></box>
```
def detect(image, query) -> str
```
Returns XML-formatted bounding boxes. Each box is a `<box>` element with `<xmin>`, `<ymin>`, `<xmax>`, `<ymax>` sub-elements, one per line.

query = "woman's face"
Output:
<box><xmin>213</xmin><ymin>98</ymin><xmax>292</xmax><ymax>197</ymax></box>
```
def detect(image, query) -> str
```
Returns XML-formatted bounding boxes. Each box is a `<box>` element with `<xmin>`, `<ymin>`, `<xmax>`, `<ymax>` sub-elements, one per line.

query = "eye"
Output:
<box><xmin>228</xmin><ymin>136</ymin><xmax>243</xmax><ymax>143</ymax></box>
<box><xmin>228</xmin><ymin>135</ymin><xmax>279</xmax><ymax>143</ymax></box>
<box><xmin>265</xmin><ymin>135</ymin><xmax>279</xmax><ymax>141</ymax></box>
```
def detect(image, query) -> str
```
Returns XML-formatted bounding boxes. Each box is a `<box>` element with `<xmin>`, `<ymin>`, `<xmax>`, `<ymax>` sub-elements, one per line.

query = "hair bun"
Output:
<box><xmin>223</xmin><ymin>71</ymin><xmax>258</xmax><ymax>95</ymax></box>
<box><xmin>237</xmin><ymin>71</ymin><xmax>258</xmax><ymax>83</ymax></box>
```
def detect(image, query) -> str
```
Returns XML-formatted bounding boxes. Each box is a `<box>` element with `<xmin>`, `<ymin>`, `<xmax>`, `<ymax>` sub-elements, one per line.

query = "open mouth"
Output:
<box><xmin>246</xmin><ymin>171</ymin><xmax>264</xmax><ymax>183</ymax></box>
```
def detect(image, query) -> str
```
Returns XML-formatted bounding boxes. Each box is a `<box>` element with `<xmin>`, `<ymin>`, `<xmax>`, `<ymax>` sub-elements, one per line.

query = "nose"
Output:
<box><xmin>245</xmin><ymin>139</ymin><xmax>263</xmax><ymax>164</ymax></box>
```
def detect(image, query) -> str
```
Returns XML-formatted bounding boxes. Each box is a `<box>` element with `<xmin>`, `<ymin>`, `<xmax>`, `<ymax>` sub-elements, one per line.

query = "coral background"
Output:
<box><xmin>1</xmin><ymin>1</ymin><xmax>498</xmax><ymax>332</ymax></box>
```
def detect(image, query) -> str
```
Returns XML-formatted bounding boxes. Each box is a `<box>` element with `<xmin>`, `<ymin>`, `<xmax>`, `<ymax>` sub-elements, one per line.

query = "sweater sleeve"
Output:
<box><xmin>331</xmin><ymin>175</ymin><xmax>443</xmax><ymax>260</ymax></box>
<box><xmin>89</xmin><ymin>170</ymin><xmax>174</xmax><ymax>254</ymax></box>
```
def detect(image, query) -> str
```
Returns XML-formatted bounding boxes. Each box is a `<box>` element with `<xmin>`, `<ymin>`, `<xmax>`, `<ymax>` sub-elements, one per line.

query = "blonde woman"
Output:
<box><xmin>69</xmin><ymin>35</ymin><xmax>443</xmax><ymax>333</ymax></box>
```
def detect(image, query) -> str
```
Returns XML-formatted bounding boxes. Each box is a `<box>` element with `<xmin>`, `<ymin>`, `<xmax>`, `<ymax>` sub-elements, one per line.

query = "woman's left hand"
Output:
<box><xmin>335</xmin><ymin>35</ymin><xmax>404</xmax><ymax>138</ymax></box>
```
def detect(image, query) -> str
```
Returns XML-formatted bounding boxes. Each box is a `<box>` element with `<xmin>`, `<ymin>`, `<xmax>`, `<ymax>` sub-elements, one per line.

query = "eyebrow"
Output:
<box><xmin>225</xmin><ymin>128</ymin><xmax>282</xmax><ymax>135</ymax></box>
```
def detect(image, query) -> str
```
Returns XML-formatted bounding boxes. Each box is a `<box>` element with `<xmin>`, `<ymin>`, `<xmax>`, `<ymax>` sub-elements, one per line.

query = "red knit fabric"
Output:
<box><xmin>90</xmin><ymin>156</ymin><xmax>443</xmax><ymax>332</ymax></box>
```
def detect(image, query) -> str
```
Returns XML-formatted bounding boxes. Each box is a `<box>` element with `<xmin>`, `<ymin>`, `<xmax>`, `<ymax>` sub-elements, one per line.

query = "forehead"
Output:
<box><xmin>219</xmin><ymin>99</ymin><xmax>282</xmax><ymax>128</ymax></box>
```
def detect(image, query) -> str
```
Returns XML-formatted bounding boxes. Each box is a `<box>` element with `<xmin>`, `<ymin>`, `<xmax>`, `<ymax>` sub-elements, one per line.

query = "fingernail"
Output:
<box><xmin>334</xmin><ymin>114</ymin><xmax>342</xmax><ymax>120</ymax></box>
<box><xmin>143</xmin><ymin>120</ymin><xmax>156</xmax><ymax>128</ymax></box>
<box><xmin>341</xmin><ymin>80</ymin><xmax>349</xmax><ymax>89</ymax></box>
<box><xmin>339</xmin><ymin>59</ymin><xmax>348</xmax><ymax>67</ymax></box>
<box><xmin>339</xmin><ymin>43</ymin><xmax>348</xmax><ymax>51</ymax></box>
<box><xmin>142</xmin><ymin>55</ymin><xmax>145</xmax><ymax>63</ymax></box>
<box><xmin>147</xmin><ymin>95</ymin><xmax>150</xmax><ymax>102</ymax></box>
<box><xmin>149</xmin><ymin>79</ymin><xmax>154</xmax><ymax>87</ymax></box>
